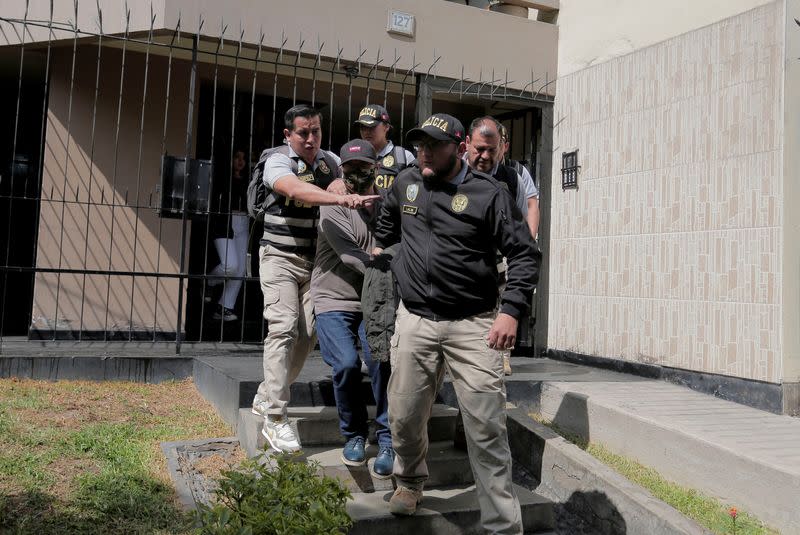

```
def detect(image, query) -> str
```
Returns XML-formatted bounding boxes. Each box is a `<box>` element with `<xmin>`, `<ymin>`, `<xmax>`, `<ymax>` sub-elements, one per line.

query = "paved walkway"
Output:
<box><xmin>1</xmin><ymin>343</ymin><xmax>797</xmax><ymax>531</ymax></box>
<box><xmin>507</xmin><ymin>358</ymin><xmax>799</xmax><ymax>533</ymax></box>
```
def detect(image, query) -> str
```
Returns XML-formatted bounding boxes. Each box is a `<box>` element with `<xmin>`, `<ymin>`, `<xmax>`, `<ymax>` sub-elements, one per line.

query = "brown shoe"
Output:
<box><xmin>389</xmin><ymin>486</ymin><xmax>423</xmax><ymax>515</ymax></box>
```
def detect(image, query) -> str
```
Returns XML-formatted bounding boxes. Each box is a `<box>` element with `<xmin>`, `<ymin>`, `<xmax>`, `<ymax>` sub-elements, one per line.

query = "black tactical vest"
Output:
<box><xmin>492</xmin><ymin>163</ymin><xmax>520</xmax><ymax>201</ymax></box>
<box><xmin>373</xmin><ymin>145</ymin><xmax>410</xmax><ymax>193</ymax></box>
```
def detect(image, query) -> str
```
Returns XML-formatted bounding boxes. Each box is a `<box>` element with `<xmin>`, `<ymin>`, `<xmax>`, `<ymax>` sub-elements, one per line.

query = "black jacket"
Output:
<box><xmin>373</xmin><ymin>163</ymin><xmax>540</xmax><ymax>321</ymax></box>
<box><xmin>361</xmin><ymin>243</ymin><xmax>400</xmax><ymax>362</ymax></box>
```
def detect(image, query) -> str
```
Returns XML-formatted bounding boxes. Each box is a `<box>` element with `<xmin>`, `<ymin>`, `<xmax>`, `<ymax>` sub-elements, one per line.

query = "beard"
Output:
<box><xmin>421</xmin><ymin>152</ymin><xmax>459</xmax><ymax>181</ymax></box>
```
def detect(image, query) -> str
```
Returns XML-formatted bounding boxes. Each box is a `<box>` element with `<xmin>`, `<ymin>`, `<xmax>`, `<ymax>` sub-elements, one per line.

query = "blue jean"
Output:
<box><xmin>316</xmin><ymin>311</ymin><xmax>391</xmax><ymax>447</ymax></box>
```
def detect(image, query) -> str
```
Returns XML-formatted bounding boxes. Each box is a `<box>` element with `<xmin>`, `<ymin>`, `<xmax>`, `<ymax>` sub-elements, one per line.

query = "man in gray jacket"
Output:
<box><xmin>311</xmin><ymin>139</ymin><xmax>394</xmax><ymax>478</ymax></box>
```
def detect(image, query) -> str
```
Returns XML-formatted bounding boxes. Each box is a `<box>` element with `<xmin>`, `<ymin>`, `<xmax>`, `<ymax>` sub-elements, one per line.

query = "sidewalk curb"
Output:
<box><xmin>507</xmin><ymin>408</ymin><xmax>712</xmax><ymax>535</ymax></box>
<box><xmin>538</xmin><ymin>382</ymin><xmax>799</xmax><ymax>534</ymax></box>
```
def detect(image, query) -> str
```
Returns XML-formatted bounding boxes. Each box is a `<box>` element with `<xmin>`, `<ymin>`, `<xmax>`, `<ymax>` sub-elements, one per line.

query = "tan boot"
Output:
<box><xmin>389</xmin><ymin>486</ymin><xmax>423</xmax><ymax>515</ymax></box>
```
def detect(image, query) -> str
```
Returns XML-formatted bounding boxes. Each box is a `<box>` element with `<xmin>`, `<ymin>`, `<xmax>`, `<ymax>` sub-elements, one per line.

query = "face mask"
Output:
<box><xmin>343</xmin><ymin>169</ymin><xmax>375</xmax><ymax>194</ymax></box>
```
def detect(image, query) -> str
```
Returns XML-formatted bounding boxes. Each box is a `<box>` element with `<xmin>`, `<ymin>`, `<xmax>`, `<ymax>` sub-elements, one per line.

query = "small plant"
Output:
<box><xmin>729</xmin><ymin>506</ymin><xmax>738</xmax><ymax>534</ymax></box>
<box><xmin>196</xmin><ymin>452</ymin><xmax>353</xmax><ymax>535</ymax></box>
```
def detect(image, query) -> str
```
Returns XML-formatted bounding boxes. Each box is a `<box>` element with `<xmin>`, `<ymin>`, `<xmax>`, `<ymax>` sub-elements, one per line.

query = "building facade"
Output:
<box><xmin>547</xmin><ymin>0</ymin><xmax>799</xmax><ymax>414</ymax></box>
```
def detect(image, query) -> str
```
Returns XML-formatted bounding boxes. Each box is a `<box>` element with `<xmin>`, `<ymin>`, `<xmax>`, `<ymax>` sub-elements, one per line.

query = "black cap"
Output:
<box><xmin>355</xmin><ymin>104</ymin><xmax>391</xmax><ymax>127</ymax></box>
<box><xmin>405</xmin><ymin>113</ymin><xmax>465</xmax><ymax>145</ymax></box>
<box><xmin>339</xmin><ymin>139</ymin><xmax>377</xmax><ymax>164</ymax></box>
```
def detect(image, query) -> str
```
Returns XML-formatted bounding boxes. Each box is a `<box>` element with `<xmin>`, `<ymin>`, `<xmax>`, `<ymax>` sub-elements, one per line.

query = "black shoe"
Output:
<box><xmin>212</xmin><ymin>306</ymin><xmax>238</xmax><ymax>322</ymax></box>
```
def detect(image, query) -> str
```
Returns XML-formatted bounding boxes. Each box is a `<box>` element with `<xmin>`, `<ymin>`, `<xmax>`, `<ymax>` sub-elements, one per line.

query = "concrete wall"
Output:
<box><xmin>32</xmin><ymin>47</ymin><xmax>193</xmax><ymax>334</ymax></box>
<box><xmin>548</xmin><ymin>3</ymin><xmax>785</xmax><ymax>383</ymax></box>
<box><xmin>556</xmin><ymin>0</ymin><xmax>774</xmax><ymax>77</ymax></box>
<box><xmin>783</xmin><ymin>0</ymin><xmax>800</xmax><ymax>385</ymax></box>
<box><xmin>0</xmin><ymin>0</ymin><xmax>558</xmax><ymax>96</ymax></box>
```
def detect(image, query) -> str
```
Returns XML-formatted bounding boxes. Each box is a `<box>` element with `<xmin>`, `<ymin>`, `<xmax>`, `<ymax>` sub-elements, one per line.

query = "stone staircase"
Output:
<box><xmin>213</xmin><ymin>356</ymin><xmax>556</xmax><ymax>534</ymax></box>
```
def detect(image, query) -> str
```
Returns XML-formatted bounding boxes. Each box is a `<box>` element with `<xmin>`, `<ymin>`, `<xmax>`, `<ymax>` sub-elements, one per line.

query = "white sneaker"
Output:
<box><xmin>251</xmin><ymin>399</ymin><xmax>269</xmax><ymax>416</ymax></box>
<box><xmin>262</xmin><ymin>417</ymin><xmax>301</xmax><ymax>452</ymax></box>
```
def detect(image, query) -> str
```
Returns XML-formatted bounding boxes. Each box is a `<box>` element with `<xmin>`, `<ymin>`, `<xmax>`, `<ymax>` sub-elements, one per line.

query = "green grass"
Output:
<box><xmin>0</xmin><ymin>378</ymin><xmax>231</xmax><ymax>535</ymax></box>
<box><xmin>530</xmin><ymin>413</ymin><xmax>779</xmax><ymax>535</ymax></box>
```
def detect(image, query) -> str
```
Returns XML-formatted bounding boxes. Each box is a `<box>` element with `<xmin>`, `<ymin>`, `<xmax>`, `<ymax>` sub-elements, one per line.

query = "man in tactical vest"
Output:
<box><xmin>466</xmin><ymin>116</ymin><xmax>529</xmax><ymax>219</ymax></box>
<box><xmin>355</xmin><ymin>104</ymin><xmax>414</xmax><ymax>194</ymax></box>
<box><xmin>466</xmin><ymin>116</ymin><xmax>530</xmax><ymax>376</ymax></box>
<box><xmin>498</xmin><ymin>123</ymin><xmax>540</xmax><ymax>239</ymax></box>
<box><xmin>251</xmin><ymin>105</ymin><xmax>379</xmax><ymax>453</ymax></box>
<box><xmin>373</xmin><ymin>113</ymin><xmax>540</xmax><ymax>533</ymax></box>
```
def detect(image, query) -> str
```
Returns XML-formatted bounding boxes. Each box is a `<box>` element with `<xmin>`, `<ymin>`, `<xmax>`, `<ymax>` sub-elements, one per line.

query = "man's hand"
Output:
<box><xmin>371</xmin><ymin>247</ymin><xmax>384</xmax><ymax>256</ymax></box>
<box><xmin>487</xmin><ymin>313</ymin><xmax>518</xmax><ymax>350</ymax></box>
<box><xmin>327</xmin><ymin>178</ymin><xmax>347</xmax><ymax>195</ymax></box>
<box><xmin>337</xmin><ymin>194</ymin><xmax>380</xmax><ymax>210</ymax></box>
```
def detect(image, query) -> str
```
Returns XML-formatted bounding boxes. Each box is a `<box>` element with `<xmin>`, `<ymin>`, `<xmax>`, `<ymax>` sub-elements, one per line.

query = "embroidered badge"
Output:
<box><xmin>383</xmin><ymin>154</ymin><xmax>395</xmax><ymax>168</ymax></box>
<box><xmin>406</xmin><ymin>184</ymin><xmax>419</xmax><ymax>202</ymax></box>
<box><xmin>318</xmin><ymin>160</ymin><xmax>331</xmax><ymax>174</ymax></box>
<box><xmin>451</xmin><ymin>193</ymin><xmax>469</xmax><ymax>213</ymax></box>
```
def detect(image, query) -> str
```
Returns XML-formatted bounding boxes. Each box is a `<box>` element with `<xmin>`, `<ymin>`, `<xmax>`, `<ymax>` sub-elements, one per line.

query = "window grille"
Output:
<box><xmin>561</xmin><ymin>150</ymin><xmax>579</xmax><ymax>190</ymax></box>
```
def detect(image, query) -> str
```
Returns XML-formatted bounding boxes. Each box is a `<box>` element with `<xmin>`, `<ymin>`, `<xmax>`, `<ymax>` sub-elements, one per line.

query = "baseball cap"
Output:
<box><xmin>355</xmin><ymin>104</ymin><xmax>391</xmax><ymax>127</ymax></box>
<box><xmin>339</xmin><ymin>139</ymin><xmax>377</xmax><ymax>164</ymax></box>
<box><xmin>405</xmin><ymin>113</ymin><xmax>465</xmax><ymax>145</ymax></box>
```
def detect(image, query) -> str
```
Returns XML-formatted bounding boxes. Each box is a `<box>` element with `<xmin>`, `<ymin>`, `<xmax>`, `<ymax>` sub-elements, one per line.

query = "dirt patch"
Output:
<box><xmin>194</xmin><ymin>449</ymin><xmax>246</xmax><ymax>480</ymax></box>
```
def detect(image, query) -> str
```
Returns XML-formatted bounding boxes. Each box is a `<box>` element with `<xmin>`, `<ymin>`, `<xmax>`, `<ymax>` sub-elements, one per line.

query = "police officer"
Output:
<box><xmin>355</xmin><ymin>104</ymin><xmax>414</xmax><ymax>194</ymax></box>
<box><xmin>373</xmin><ymin>113</ymin><xmax>540</xmax><ymax>534</ymax></box>
<box><xmin>251</xmin><ymin>105</ymin><xmax>378</xmax><ymax>453</ymax></box>
<box><xmin>466</xmin><ymin>116</ymin><xmax>528</xmax><ymax>221</ymax></box>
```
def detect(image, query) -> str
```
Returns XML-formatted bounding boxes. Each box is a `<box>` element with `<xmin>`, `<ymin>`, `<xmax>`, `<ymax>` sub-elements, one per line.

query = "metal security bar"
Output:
<box><xmin>0</xmin><ymin>1</ymin><xmax>554</xmax><ymax>352</ymax></box>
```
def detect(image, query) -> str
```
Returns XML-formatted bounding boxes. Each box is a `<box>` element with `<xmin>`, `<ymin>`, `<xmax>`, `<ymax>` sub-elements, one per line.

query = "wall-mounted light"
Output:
<box><xmin>158</xmin><ymin>155</ymin><xmax>212</xmax><ymax>219</ymax></box>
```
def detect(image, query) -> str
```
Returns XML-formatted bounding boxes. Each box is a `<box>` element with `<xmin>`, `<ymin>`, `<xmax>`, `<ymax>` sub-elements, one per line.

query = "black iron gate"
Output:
<box><xmin>0</xmin><ymin>2</ymin><xmax>553</xmax><ymax>353</ymax></box>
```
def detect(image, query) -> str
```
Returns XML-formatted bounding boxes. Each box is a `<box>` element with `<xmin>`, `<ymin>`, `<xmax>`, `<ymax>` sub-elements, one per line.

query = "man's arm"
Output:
<box><xmin>526</xmin><ymin>197</ymin><xmax>540</xmax><ymax>239</ymax></box>
<box><xmin>265</xmin><ymin>153</ymin><xmax>376</xmax><ymax>208</ymax></box>
<box><xmin>319</xmin><ymin>207</ymin><xmax>372</xmax><ymax>275</ymax></box>
<box><xmin>372</xmin><ymin>173</ymin><xmax>403</xmax><ymax>251</ymax></box>
<box><xmin>273</xmin><ymin>175</ymin><xmax>368</xmax><ymax>207</ymax></box>
<box><xmin>519</xmin><ymin>166</ymin><xmax>539</xmax><ymax>238</ymax></box>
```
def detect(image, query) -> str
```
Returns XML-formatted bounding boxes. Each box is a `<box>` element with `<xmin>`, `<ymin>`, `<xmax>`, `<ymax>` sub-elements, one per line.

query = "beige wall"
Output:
<box><xmin>1</xmin><ymin>0</ymin><xmax>557</xmax><ymax>96</ymax></box>
<box><xmin>556</xmin><ymin>0</ymin><xmax>775</xmax><ymax>76</ymax></box>
<box><xmin>783</xmin><ymin>0</ymin><xmax>800</xmax><ymax>384</ymax></box>
<box><xmin>548</xmin><ymin>3</ymin><xmax>784</xmax><ymax>383</ymax></box>
<box><xmin>32</xmin><ymin>47</ymin><xmax>192</xmax><ymax>334</ymax></box>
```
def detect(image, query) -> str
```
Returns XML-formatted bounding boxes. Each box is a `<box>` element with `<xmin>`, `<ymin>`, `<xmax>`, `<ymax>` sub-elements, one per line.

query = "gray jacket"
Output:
<box><xmin>361</xmin><ymin>244</ymin><xmax>400</xmax><ymax>362</ymax></box>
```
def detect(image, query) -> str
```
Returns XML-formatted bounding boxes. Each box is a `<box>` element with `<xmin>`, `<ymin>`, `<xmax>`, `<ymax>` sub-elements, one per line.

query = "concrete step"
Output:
<box><xmin>237</xmin><ymin>404</ymin><xmax>459</xmax><ymax>457</ymax></box>
<box><xmin>194</xmin><ymin>355</ymin><xmax>379</xmax><ymax>429</ymax></box>
<box><xmin>347</xmin><ymin>483</ymin><xmax>554</xmax><ymax>534</ymax></box>
<box><xmin>305</xmin><ymin>441</ymin><xmax>474</xmax><ymax>493</ymax></box>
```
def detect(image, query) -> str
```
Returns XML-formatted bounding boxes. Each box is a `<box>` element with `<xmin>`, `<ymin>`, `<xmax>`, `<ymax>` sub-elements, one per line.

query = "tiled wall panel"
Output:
<box><xmin>549</xmin><ymin>3</ymin><xmax>783</xmax><ymax>382</ymax></box>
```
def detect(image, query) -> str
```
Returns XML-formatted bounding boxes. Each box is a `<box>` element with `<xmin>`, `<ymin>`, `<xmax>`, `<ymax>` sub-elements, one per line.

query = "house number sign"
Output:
<box><xmin>387</xmin><ymin>10</ymin><xmax>415</xmax><ymax>37</ymax></box>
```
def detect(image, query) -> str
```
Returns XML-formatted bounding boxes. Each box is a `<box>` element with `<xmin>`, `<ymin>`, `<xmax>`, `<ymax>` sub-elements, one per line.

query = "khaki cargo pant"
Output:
<box><xmin>254</xmin><ymin>244</ymin><xmax>316</xmax><ymax>417</ymax></box>
<box><xmin>388</xmin><ymin>302</ymin><xmax>523</xmax><ymax>535</ymax></box>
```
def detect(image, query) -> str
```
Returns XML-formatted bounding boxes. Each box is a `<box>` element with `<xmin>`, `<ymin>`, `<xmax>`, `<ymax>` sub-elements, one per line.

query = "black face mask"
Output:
<box><xmin>343</xmin><ymin>169</ymin><xmax>376</xmax><ymax>194</ymax></box>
